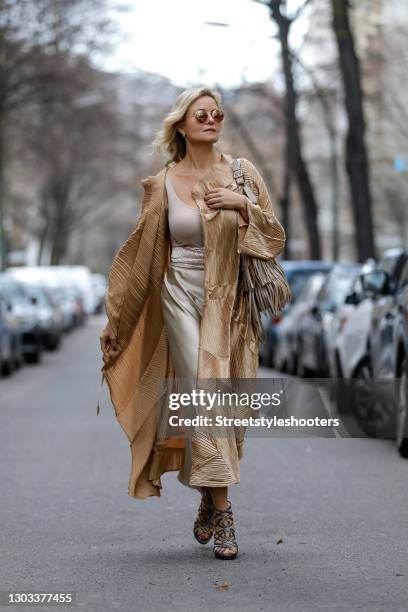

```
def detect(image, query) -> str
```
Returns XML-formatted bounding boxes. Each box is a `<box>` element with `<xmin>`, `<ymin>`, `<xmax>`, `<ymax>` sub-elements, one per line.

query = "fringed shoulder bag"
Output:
<box><xmin>232</xmin><ymin>157</ymin><xmax>293</xmax><ymax>342</ymax></box>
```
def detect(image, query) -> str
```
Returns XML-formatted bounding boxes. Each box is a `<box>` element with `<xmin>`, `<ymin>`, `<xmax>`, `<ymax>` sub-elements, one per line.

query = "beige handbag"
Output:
<box><xmin>231</xmin><ymin>158</ymin><xmax>293</xmax><ymax>342</ymax></box>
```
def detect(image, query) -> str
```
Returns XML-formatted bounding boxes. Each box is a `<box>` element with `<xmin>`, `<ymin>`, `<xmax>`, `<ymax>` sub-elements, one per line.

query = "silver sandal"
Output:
<box><xmin>193</xmin><ymin>487</ymin><xmax>215</xmax><ymax>545</ymax></box>
<box><xmin>212</xmin><ymin>500</ymin><xmax>239</xmax><ymax>560</ymax></box>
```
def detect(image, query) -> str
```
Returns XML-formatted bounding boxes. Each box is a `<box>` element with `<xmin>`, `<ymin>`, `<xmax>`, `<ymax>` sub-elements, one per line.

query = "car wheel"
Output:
<box><xmin>25</xmin><ymin>351</ymin><xmax>42</xmax><ymax>364</ymax></box>
<box><xmin>265</xmin><ymin>329</ymin><xmax>277</xmax><ymax>369</ymax></box>
<box><xmin>351</xmin><ymin>362</ymin><xmax>373</xmax><ymax>430</ymax></box>
<box><xmin>295</xmin><ymin>337</ymin><xmax>306</xmax><ymax>378</ymax></box>
<box><xmin>296</xmin><ymin>355</ymin><xmax>310</xmax><ymax>378</ymax></box>
<box><xmin>334</xmin><ymin>351</ymin><xmax>344</xmax><ymax>378</ymax></box>
<box><xmin>286</xmin><ymin>349</ymin><xmax>297</xmax><ymax>375</ymax></box>
<box><xmin>296</xmin><ymin>351</ymin><xmax>315</xmax><ymax>378</ymax></box>
<box><xmin>331</xmin><ymin>377</ymin><xmax>353</xmax><ymax>415</ymax></box>
<box><xmin>32</xmin><ymin>351</ymin><xmax>42</xmax><ymax>364</ymax></box>
<box><xmin>396</xmin><ymin>357</ymin><xmax>408</xmax><ymax>458</ymax></box>
<box><xmin>351</xmin><ymin>361</ymin><xmax>390</xmax><ymax>437</ymax></box>
<box><xmin>266</xmin><ymin>344</ymin><xmax>276</xmax><ymax>369</ymax></box>
<box><xmin>2</xmin><ymin>357</ymin><xmax>15</xmax><ymax>376</ymax></box>
<box><xmin>49</xmin><ymin>335</ymin><xmax>61</xmax><ymax>351</ymax></box>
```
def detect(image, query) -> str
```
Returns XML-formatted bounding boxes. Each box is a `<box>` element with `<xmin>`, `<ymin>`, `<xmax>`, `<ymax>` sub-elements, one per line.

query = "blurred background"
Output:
<box><xmin>1</xmin><ymin>0</ymin><xmax>407</xmax><ymax>271</ymax></box>
<box><xmin>1</xmin><ymin>0</ymin><xmax>408</xmax><ymax>451</ymax></box>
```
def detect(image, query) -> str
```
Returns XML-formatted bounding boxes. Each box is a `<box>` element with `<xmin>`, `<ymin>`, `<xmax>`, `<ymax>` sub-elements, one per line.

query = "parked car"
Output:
<box><xmin>7</xmin><ymin>268</ymin><xmax>83</xmax><ymax>331</ymax></box>
<box><xmin>296</xmin><ymin>263</ymin><xmax>363</xmax><ymax>377</ymax></box>
<box><xmin>259</xmin><ymin>260</ymin><xmax>334</xmax><ymax>367</ymax></box>
<box><xmin>0</xmin><ymin>295</ymin><xmax>18</xmax><ymax>375</ymax></box>
<box><xmin>328</xmin><ymin>260</ymin><xmax>377</xmax><ymax>379</ymax></box>
<box><xmin>351</xmin><ymin>250</ymin><xmax>408</xmax><ymax>456</ymax></box>
<box><xmin>7</xmin><ymin>265</ymin><xmax>97</xmax><ymax>318</ymax></box>
<box><xmin>49</xmin><ymin>267</ymin><xmax>95</xmax><ymax>317</ymax></box>
<box><xmin>274</xmin><ymin>271</ymin><xmax>331</xmax><ymax>373</ymax></box>
<box><xmin>91</xmin><ymin>273</ymin><xmax>107</xmax><ymax>314</ymax></box>
<box><xmin>55</xmin><ymin>289</ymin><xmax>73</xmax><ymax>331</ymax></box>
<box><xmin>20</xmin><ymin>283</ymin><xmax>64</xmax><ymax>350</ymax></box>
<box><xmin>40</xmin><ymin>285</ymin><xmax>70</xmax><ymax>334</ymax></box>
<box><xmin>0</xmin><ymin>274</ymin><xmax>42</xmax><ymax>364</ymax></box>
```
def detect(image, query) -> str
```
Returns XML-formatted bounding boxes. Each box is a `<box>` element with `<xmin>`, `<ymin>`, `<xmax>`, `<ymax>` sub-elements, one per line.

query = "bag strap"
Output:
<box><xmin>231</xmin><ymin>158</ymin><xmax>258</xmax><ymax>204</ymax></box>
<box><xmin>232</xmin><ymin>157</ymin><xmax>245</xmax><ymax>186</ymax></box>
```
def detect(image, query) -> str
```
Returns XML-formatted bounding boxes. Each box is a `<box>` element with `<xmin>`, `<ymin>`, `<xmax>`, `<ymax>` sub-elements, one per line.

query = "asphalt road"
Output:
<box><xmin>0</xmin><ymin>314</ymin><xmax>407</xmax><ymax>612</ymax></box>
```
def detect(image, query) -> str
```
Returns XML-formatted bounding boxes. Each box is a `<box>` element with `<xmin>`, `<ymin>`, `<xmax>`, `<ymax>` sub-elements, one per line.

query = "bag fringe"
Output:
<box><xmin>232</xmin><ymin>157</ymin><xmax>293</xmax><ymax>344</ymax></box>
<box><xmin>238</xmin><ymin>256</ymin><xmax>293</xmax><ymax>343</ymax></box>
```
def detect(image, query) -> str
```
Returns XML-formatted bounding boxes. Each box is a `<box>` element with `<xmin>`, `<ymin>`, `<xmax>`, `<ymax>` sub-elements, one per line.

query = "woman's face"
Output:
<box><xmin>179</xmin><ymin>95</ymin><xmax>223</xmax><ymax>144</ymax></box>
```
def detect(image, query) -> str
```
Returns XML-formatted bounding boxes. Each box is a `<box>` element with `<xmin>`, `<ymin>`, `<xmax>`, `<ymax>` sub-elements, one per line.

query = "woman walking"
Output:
<box><xmin>99</xmin><ymin>86</ymin><xmax>287</xmax><ymax>560</ymax></box>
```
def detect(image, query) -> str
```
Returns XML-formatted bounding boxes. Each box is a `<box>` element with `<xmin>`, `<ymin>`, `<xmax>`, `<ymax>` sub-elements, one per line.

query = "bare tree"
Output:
<box><xmin>0</xmin><ymin>0</ymin><xmax>116</xmax><ymax>268</ymax></box>
<box><xmin>330</xmin><ymin>0</ymin><xmax>376</xmax><ymax>261</ymax></box>
<box><xmin>14</xmin><ymin>59</ymin><xmax>129</xmax><ymax>264</ymax></box>
<box><xmin>254</xmin><ymin>0</ymin><xmax>322</xmax><ymax>259</ymax></box>
<box><xmin>228</xmin><ymin>82</ymin><xmax>293</xmax><ymax>258</ymax></box>
<box><xmin>291</xmin><ymin>51</ymin><xmax>340</xmax><ymax>261</ymax></box>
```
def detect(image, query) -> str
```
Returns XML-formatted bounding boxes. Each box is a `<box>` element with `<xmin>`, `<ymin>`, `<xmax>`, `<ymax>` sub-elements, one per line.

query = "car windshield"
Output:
<box><xmin>297</xmin><ymin>273</ymin><xmax>327</xmax><ymax>302</ymax></box>
<box><xmin>287</xmin><ymin>270</ymin><xmax>327</xmax><ymax>300</ymax></box>
<box><xmin>0</xmin><ymin>281</ymin><xmax>30</xmax><ymax>304</ymax></box>
<box><xmin>317</xmin><ymin>273</ymin><xmax>356</xmax><ymax>307</ymax></box>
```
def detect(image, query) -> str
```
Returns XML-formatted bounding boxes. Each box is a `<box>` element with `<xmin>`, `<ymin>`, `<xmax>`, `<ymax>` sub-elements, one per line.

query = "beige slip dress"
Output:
<box><xmin>160</xmin><ymin>173</ymin><xmax>242</xmax><ymax>491</ymax></box>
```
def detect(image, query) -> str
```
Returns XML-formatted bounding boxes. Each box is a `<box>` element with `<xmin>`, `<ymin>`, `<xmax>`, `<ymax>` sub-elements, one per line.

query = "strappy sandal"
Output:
<box><xmin>193</xmin><ymin>487</ymin><xmax>215</xmax><ymax>545</ymax></box>
<box><xmin>212</xmin><ymin>500</ymin><xmax>239</xmax><ymax>560</ymax></box>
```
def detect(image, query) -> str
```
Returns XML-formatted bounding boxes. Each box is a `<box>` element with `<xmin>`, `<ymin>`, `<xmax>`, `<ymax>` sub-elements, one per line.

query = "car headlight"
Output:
<box><xmin>38</xmin><ymin>309</ymin><xmax>54</xmax><ymax>326</ymax></box>
<box><xmin>15</xmin><ymin>313</ymin><xmax>36</xmax><ymax>327</ymax></box>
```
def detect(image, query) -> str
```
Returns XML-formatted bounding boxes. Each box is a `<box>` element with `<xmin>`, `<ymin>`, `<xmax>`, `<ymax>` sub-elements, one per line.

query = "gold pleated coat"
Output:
<box><xmin>99</xmin><ymin>151</ymin><xmax>286</xmax><ymax>499</ymax></box>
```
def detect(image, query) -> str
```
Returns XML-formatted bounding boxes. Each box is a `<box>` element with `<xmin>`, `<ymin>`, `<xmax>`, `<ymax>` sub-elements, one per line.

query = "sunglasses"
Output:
<box><xmin>186</xmin><ymin>108</ymin><xmax>225</xmax><ymax>123</ymax></box>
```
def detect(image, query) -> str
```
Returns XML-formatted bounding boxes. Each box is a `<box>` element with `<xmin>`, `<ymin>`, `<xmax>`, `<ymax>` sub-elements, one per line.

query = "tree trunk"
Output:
<box><xmin>0</xmin><ymin>110</ymin><xmax>6</xmax><ymax>271</ymax></box>
<box><xmin>270</xmin><ymin>1</ymin><xmax>322</xmax><ymax>260</ymax></box>
<box><xmin>49</xmin><ymin>193</ymin><xmax>70</xmax><ymax>264</ymax></box>
<box><xmin>291</xmin><ymin>52</ymin><xmax>340</xmax><ymax>261</ymax></box>
<box><xmin>331</xmin><ymin>0</ymin><xmax>376</xmax><ymax>262</ymax></box>
<box><xmin>280</xmin><ymin>169</ymin><xmax>291</xmax><ymax>259</ymax></box>
<box><xmin>50</xmin><ymin>229</ymin><xmax>68</xmax><ymax>265</ymax></box>
<box><xmin>37</xmin><ymin>225</ymin><xmax>48</xmax><ymax>265</ymax></box>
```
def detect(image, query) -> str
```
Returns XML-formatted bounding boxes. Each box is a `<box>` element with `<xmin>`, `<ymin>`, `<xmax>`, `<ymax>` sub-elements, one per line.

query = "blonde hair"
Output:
<box><xmin>151</xmin><ymin>86</ymin><xmax>223</xmax><ymax>167</ymax></box>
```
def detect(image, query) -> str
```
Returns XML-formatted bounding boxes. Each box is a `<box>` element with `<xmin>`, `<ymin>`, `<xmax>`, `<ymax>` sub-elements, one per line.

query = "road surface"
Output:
<box><xmin>0</xmin><ymin>314</ymin><xmax>407</xmax><ymax>611</ymax></box>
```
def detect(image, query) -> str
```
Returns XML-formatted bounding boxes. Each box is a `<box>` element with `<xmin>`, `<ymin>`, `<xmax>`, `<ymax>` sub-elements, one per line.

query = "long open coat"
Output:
<box><xmin>98</xmin><ymin>151</ymin><xmax>286</xmax><ymax>499</ymax></box>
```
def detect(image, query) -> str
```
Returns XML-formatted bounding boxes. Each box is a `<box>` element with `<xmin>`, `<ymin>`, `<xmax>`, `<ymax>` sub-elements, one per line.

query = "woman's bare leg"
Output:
<box><xmin>208</xmin><ymin>486</ymin><xmax>229</xmax><ymax>510</ymax></box>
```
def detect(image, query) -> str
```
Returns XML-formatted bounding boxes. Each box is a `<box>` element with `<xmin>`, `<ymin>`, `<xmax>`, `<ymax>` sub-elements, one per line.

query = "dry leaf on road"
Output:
<box><xmin>214</xmin><ymin>581</ymin><xmax>230</xmax><ymax>591</ymax></box>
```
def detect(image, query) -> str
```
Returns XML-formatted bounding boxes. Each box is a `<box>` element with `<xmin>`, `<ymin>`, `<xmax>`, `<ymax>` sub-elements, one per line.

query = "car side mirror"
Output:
<box><xmin>361</xmin><ymin>270</ymin><xmax>389</xmax><ymax>295</ymax></box>
<box><xmin>345</xmin><ymin>291</ymin><xmax>359</xmax><ymax>305</ymax></box>
<box><xmin>311</xmin><ymin>305</ymin><xmax>321</xmax><ymax>319</ymax></box>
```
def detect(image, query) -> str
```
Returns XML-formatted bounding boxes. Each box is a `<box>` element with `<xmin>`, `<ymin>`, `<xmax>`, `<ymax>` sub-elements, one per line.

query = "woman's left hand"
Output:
<box><xmin>204</xmin><ymin>188</ymin><xmax>247</xmax><ymax>212</ymax></box>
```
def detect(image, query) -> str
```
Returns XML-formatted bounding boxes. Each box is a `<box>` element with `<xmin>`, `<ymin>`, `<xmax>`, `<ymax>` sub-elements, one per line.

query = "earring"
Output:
<box><xmin>180</xmin><ymin>131</ymin><xmax>186</xmax><ymax>138</ymax></box>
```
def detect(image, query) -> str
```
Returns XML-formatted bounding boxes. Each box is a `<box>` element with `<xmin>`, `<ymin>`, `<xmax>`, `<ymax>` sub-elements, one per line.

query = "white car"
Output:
<box><xmin>91</xmin><ymin>273</ymin><xmax>107</xmax><ymax>314</ymax></box>
<box><xmin>274</xmin><ymin>272</ymin><xmax>329</xmax><ymax>373</ymax></box>
<box><xmin>327</xmin><ymin>263</ymin><xmax>376</xmax><ymax>379</ymax></box>
<box><xmin>7</xmin><ymin>266</ymin><xmax>97</xmax><ymax>316</ymax></box>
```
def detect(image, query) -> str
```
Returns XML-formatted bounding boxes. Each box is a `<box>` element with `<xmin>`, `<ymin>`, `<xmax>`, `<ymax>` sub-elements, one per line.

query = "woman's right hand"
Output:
<box><xmin>99</xmin><ymin>321</ymin><xmax>120</xmax><ymax>361</ymax></box>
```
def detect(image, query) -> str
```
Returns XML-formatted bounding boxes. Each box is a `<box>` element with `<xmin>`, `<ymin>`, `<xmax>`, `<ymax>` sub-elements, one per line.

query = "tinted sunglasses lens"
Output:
<box><xmin>212</xmin><ymin>110</ymin><xmax>224</xmax><ymax>122</ymax></box>
<box><xmin>195</xmin><ymin>110</ymin><xmax>207</xmax><ymax>123</ymax></box>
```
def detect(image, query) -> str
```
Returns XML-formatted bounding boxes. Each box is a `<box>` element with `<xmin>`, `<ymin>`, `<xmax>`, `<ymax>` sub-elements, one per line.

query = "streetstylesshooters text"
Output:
<box><xmin>167</xmin><ymin>389</ymin><xmax>340</xmax><ymax>429</ymax></box>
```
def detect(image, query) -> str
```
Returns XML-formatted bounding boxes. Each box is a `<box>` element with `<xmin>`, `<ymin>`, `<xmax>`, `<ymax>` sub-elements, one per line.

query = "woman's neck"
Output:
<box><xmin>180</xmin><ymin>145</ymin><xmax>222</xmax><ymax>173</ymax></box>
